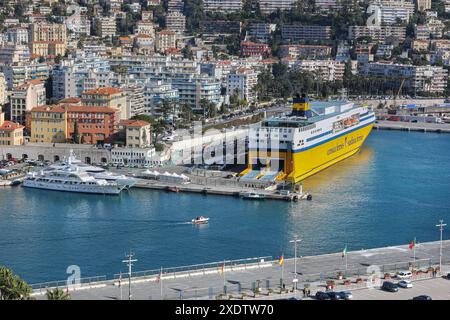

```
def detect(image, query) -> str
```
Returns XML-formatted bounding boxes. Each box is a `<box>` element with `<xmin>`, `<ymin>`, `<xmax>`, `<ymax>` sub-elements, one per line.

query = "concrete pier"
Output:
<box><xmin>31</xmin><ymin>240</ymin><xmax>450</xmax><ymax>300</ymax></box>
<box><xmin>374</xmin><ymin>120</ymin><xmax>450</xmax><ymax>133</ymax></box>
<box><xmin>133</xmin><ymin>179</ymin><xmax>309</xmax><ymax>202</ymax></box>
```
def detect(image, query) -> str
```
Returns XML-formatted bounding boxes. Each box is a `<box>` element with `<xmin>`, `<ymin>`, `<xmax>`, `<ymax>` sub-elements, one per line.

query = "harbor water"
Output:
<box><xmin>0</xmin><ymin>130</ymin><xmax>449</xmax><ymax>284</ymax></box>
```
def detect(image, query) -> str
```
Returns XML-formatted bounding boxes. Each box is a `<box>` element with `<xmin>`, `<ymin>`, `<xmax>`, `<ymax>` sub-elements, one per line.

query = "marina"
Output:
<box><xmin>0</xmin><ymin>130</ymin><xmax>449</xmax><ymax>285</ymax></box>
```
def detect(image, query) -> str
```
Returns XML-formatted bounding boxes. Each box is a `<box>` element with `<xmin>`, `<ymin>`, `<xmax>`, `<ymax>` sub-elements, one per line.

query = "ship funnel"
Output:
<box><xmin>292</xmin><ymin>94</ymin><xmax>312</xmax><ymax>118</ymax></box>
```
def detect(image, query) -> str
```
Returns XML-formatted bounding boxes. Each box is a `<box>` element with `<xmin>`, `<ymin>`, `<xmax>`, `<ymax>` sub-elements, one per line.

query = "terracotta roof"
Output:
<box><xmin>120</xmin><ymin>120</ymin><xmax>150</xmax><ymax>127</ymax></box>
<box><xmin>0</xmin><ymin>121</ymin><xmax>24</xmax><ymax>132</ymax></box>
<box><xmin>58</xmin><ymin>97</ymin><xmax>81</xmax><ymax>104</ymax></box>
<box><xmin>82</xmin><ymin>87</ymin><xmax>123</xmax><ymax>96</ymax></box>
<box><xmin>31</xmin><ymin>105</ymin><xmax>67</xmax><ymax>113</ymax></box>
<box><xmin>66</xmin><ymin>105</ymin><xmax>119</xmax><ymax>114</ymax></box>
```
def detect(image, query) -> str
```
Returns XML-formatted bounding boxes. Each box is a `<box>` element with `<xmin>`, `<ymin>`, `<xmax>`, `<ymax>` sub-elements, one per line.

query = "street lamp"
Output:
<box><xmin>289</xmin><ymin>235</ymin><xmax>302</xmax><ymax>298</ymax></box>
<box><xmin>436</xmin><ymin>219</ymin><xmax>446</xmax><ymax>274</ymax></box>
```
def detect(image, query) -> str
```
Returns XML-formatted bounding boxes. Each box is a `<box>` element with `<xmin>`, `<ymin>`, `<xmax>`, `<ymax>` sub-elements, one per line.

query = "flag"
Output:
<box><xmin>220</xmin><ymin>263</ymin><xmax>224</xmax><ymax>275</ymax></box>
<box><xmin>409</xmin><ymin>238</ymin><xmax>416</xmax><ymax>250</ymax></box>
<box><xmin>279</xmin><ymin>255</ymin><xmax>284</xmax><ymax>267</ymax></box>
<box><xmin>342</xmin><ymin>245</ymin><xmax>347</xmax><ymax>258</ymax></box>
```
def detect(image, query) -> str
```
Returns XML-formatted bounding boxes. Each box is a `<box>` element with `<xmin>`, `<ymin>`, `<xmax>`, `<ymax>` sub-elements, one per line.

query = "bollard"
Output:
<box><xmin>266</xmin><ymin>279</ymin><xmax>270</xmax><ymax>290</ymax></box>
<box><xmin>237</xmin><ymin>283</ymin><xmax>241</xmax><ymax>294</ymax></box>
<box><xmin>223</xmin><ymin>285</ymin><xmax>227</xmax><ymax>295</ymax></box>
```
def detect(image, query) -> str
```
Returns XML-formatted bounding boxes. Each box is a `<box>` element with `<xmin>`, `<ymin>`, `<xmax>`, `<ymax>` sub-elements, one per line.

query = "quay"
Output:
<box><xmin>31</xmin><ymin>240</ymin><xmax>450</xmax><ymax>300</ymax></box>
<box><xmin>133</xmin><ymin>179</ymin><xmax>310</xmax><ymax>202</ymax></box>
<box><xmin>374</xmin><ymin>120</ymin><xmax>450</xmax><ymax>133</ymax></box>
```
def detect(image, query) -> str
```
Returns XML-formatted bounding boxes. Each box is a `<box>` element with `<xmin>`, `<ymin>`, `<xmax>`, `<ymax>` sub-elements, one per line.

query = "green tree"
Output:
<box><xmin>46</xmin><ymin>288</ymin><xmax>71</xmax><ymax>300</ymax></box>
<box><xmin>0</xmin><ymin>267</ymin><xmax>32</xmax><ymax>300</ymax></box>
<box><xmin>72</xmin><ymin>120</ymin><xmax>80</xmax><ymax>144</ymax></box>
<box><xmin>182</xmin><ymin>45</ymin><xmax>194</xmax><ymax>60</ymax></box>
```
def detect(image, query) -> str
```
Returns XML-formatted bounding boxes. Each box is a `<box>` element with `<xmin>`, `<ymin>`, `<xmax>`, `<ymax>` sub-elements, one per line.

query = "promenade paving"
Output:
<box><xmin>32</xmin><ymin>240</ymin><xmax>450</xmax><ymax>300</ymax></box>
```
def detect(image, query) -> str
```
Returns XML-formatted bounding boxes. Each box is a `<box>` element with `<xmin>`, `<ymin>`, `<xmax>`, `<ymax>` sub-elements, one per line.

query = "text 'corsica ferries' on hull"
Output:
<box><xmin>241</xmin><ymin>94</ymin><xmax>375</xmax><ymax>184</ymax></box>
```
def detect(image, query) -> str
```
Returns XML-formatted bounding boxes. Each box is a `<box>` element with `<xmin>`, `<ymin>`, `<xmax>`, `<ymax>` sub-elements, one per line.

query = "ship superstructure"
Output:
<box><xmin>241</xmin><ymin>95</ymin><xmax>375</xmax><ymax>183</ymax></box>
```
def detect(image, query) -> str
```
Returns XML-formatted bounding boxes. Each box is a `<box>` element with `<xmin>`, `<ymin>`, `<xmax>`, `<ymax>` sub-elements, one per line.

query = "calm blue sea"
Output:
<box><xmin>0</xmin><ymin>130</ymin><xmax>449</xmax><ymax>284</ymax></box>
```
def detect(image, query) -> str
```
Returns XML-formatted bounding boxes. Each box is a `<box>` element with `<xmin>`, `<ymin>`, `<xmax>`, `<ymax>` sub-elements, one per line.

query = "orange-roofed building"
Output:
<box><xmin>241</xmin><ymin>41</ymin><xmax>271</xmax><ymax>57</ymax></box>
<box><xmin>81</xmin><ymin>87</ymin><xmax>128</xmax><ymax>120</ymax></box>
<box><xmin>0</xmin><ymin>109</ymin><xmax>24</xmax><ymax>146</ymax></box>
<box><xmin>119</xmin><ymin>119</ymin><xmax>152</xmax><ymax>148</ymax></box>
<box><xmin>30</xmin><ymin>105</ymin><xmax>120</xmax><ymax>144</ymax></box>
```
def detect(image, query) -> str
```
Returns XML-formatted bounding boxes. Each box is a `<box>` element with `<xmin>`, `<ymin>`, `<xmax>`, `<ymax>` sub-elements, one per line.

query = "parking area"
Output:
<box><xmin>348</xmin><ymin>277</ymin><xmax>450</xmax><ymax>300</ymax></box>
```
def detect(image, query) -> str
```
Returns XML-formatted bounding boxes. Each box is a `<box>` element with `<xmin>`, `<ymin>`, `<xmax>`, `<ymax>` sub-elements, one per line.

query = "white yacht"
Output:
<box><xmin>47</xmin><ymin>150</ymin><xmax>136</xmax><ymax>188</ymax></box>
<box><xmin>23</xmin><ymin>169</ymin><xmax>126</xmax><ymax>195</ymax></box>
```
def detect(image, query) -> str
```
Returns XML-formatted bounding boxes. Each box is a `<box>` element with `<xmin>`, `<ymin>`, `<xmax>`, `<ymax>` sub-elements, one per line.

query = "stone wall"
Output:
<box><xmin>0</xmin><ymin>143</ymin><xmax>111</xmax><ymax>164</ymax></box>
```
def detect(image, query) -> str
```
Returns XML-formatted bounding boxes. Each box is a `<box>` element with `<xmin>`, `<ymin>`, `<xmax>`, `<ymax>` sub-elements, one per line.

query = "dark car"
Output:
<box><xmin>381</xmin><ymin>281</ymin><xmax>399</xmax><ymax>292</ymax></box>
<box><xmin>446</xmin><ymin>273</ymin><xmax>450</xmax><ymax>279</ymax></box>
<box><xmin>315</xmin><ymin>291</ymin><xmax>331</xmax><ymax>300</ymax></box>
<box><xmin>328</xmin><ymin>292</ymin><xmax>344</xmax><ymax>300</ymax></box>
<box><xmin>412</xmin><ymin>295</ymin><xmax>432</xmax><ymax>300</ymax></box>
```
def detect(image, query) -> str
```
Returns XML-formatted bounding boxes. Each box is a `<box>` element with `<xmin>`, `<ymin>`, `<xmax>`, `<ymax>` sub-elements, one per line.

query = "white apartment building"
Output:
<box><xmin>0</xmin><ymin>44</ymin><xmax>30</xmax><ymax>65</ymax></box>
<box><xmin>0</xmin><ymin>63</ymin><xmax>50</xmax><ymax>89</ymax></box>
<box><xmin>258</xmin><ymin>0</ymin><xmax>296</xmax><ymax>13</ymax></box>
<box><xmin>227</xmin><ymin>68</ymin><xmax>258</xmax><ymax>103</ymax></box>
<box><xmin>95</xmin><ymin>17</ymin><xmax>117</xmax><ymax>38</ymax></box>
<box><xmin>52</xmin><ymin>56</ymin><xmax>112</xmax><ymax>100</ymax></box>
<box><xmin>348</xmin><ymin>26</ymin><xmax>406</xmax><ymax>41</ymax></box>
<box><xmin>315</xmin><ymin>0</ymin><xmax>342</xmax><ymax>11</ymax></box>
<box><xmin>416</xmin><ymin>0</ymin><xmax>431</xmax><ymax>11</ymax></box>
<box><xmin>248</xmin><ymin>23</ymin><xmax>276</xmax><ymax>43</ymax></box>
<box><xmin>0</xmin><ymin>73</ymin><xmax>7</xmax><ymax>106</ymax></box>
<box><xmin>134</xmin><ymin>21</ymin><xmax>156</xmax><ymax>37</ymax></box>
<box><xmin>362</xmin><ymin>62</ymin><xmax>448</xmax><ymax>94</ymax></box>
<box><xmin>166</xmin><ymin>12</ymin><xmax>186</xmax><ymax>35</ymax></box>
<box><xmin>5</xmin><ymin>28</ymin><xmax>29</xmax><ymax>45</ymax></box>
<box><xmin>10</xmin><ymin>80</ymin><xmax>46</xmax><ymax>125</ymax></box>
<box><xmin>168</xmin><ymin>0</ymin><xmax>184</xmax><ymax>12</ymax></box>
<box><xmin>203</xmin><ymin>0</ymin><xmax>243</xmax><ymax>12</ymax></box>
<box><xmin>292</xmin><ymin>60</ymin><xmax>345</xmax><ymax>82</ymax></box>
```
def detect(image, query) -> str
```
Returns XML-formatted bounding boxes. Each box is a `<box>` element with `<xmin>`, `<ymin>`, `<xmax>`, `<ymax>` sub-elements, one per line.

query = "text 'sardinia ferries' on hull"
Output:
<box><xmin>241</xmin><ymin>95</ymin><xmax>375</xmax><ymax>184</ymax></box>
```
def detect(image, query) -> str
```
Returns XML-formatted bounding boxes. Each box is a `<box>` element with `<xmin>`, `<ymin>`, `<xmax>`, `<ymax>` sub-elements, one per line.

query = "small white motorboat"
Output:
<box><xmin>192</xmin><ymin>216</ymin><xmax>209</xmax><ymax>224</ymax></box>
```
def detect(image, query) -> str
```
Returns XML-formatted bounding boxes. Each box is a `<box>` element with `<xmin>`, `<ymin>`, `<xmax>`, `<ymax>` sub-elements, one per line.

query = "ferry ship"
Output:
<box><xmin>23</xmin><ymin>169</ymin><xmax>126</xmax><ymax>195</ymax></box>
<box><xmin>241</xmin><ymin>95</ymin><xmax>375</xmax><ymax>184</ymax></box>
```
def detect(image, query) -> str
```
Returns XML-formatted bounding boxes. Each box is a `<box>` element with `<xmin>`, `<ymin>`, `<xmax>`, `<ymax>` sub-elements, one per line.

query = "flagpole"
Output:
<box><xmin>160</xmin><ymin>266</ymin><xmax>163</xmax><ymax>299</ymax></box>
<box><xmin>223</xmin><ymin>260</ymin><xmax>226</xmax><ymax>289</ymax></box>
<box><xmin>281</xmin><ymin>254</ymin><xmax>284</xmax><ymax>288</ymax></box>
<box><xmin>413</xmin><ymin>238</ymin><xmax>416</xmax><ymax>267</ymax></box>
<box><xmin>345</xmin><ymin>247</ymin><xmax>348</xmax><ymax>271</ymax></box>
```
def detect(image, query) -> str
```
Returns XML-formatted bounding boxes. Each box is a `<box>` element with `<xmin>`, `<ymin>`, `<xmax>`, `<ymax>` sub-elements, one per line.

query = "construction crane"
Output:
<box><xmin>388</xmin><ymin>78</ymin><xmax>406</xmax><ymax>115</ymax></box>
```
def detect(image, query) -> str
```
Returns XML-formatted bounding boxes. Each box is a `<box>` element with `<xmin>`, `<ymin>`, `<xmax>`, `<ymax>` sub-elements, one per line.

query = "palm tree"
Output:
<box><xmin>46</xmin><ymin>288</ymin><xmax>71</xmax><ymax>300</ymax></box>
<box><xmin>0</xmin><ymin>267</ymin><xmax>32</xmax><ymax>300</ymax></box>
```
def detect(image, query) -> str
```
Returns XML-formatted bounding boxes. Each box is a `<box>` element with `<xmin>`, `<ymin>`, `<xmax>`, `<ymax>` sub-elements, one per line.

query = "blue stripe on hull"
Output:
<box><xmin>293</xmin><ymin>119</ymin><xmax>375</xmax><ymax>153</ymax></box>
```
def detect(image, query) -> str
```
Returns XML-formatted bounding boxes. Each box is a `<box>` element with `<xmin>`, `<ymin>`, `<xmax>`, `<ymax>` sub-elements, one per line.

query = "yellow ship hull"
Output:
<box><xmin>247</xmin><ymin>122</ymin><xmax>374</xmax><ymax>183</ymax></box>
<box><xmin>290</xmin><ymin>123</ymin><xmax>374</xmax><ymax>182</ymax></box>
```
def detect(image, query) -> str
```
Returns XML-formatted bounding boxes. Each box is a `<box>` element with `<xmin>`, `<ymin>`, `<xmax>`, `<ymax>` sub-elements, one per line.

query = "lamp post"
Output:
<box><xmin>289</xmin><ymin>235</ymin><xmax>302</xmax><ymax>298</ymax></box>
<box><xmin>436</xmin><ymin>219</ymin><xmax>446</xmax><ymax>274</ymax></box>
<box><xmin>122</xmin><ymin>252</ymin><xmax>137</xmax><ymax>300</ymax></box>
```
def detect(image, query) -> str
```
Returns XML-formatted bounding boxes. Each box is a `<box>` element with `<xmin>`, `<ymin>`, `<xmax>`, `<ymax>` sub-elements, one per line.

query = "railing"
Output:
<box><xmin>31</xmin><ymin>275</ymin><xmax>108</xmax><ymax>295</ymax></box>
<box><xmin>113</xmin><ymin>256</ymin><xmax>273</xmax><ymax>281</ymax></box>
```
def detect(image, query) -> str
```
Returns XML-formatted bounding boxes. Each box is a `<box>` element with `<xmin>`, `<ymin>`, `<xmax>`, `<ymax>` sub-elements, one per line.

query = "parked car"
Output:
<box><xmin>328</xmin><ymin>292</ymin><xmax>344</xmax><ymax>300</ymax></box>
<box><xmin>397</xmin><ymin>271</ymin><xmax>412</xmax><ymax>279</ymax></box>
<box><xmin>381</xmin><ymin>281</ymin><xmax>399</xmax><ymax>292</ymax></box>
<box><xmin>446</xmin><ymin>273</ymin><xmax>450</xmax><ymax>280</ymax></box>
<box><xmin>398</xmin><ymin>280</ymin><xmax>413</xmax><ymax>288</ymax></box>
<box><xmin>412</xmin><ymin>295</ymin><xmax>432</xmax><ymax>300</ymax></box>
<box><xmin>315</xmin><ymin>291</ymin><xmax>331</xmax><ymax>300</ymax></box>
<box><xmin>338</xmin><ymin>291</ymin><xmax>353</xmax><ymax>300</ymax></box>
